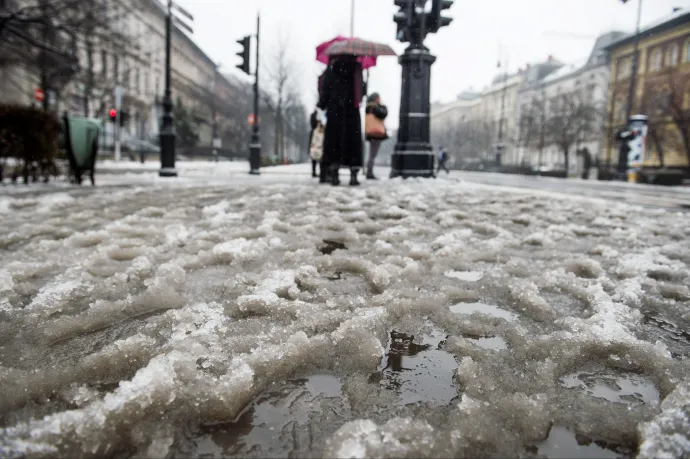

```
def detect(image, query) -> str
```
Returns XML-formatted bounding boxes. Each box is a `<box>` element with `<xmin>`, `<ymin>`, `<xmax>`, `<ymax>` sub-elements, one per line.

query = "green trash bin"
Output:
<box><xmin>63</xmin><ymin>115</ymin><xmax>102</xmax><ymax>185</ymax></box>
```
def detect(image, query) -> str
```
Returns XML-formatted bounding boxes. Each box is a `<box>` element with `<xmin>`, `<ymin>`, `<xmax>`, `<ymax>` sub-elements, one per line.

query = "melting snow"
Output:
<box><xmin>0</xmin><ymin>167</ymin><xmax>688</xmax><ymax>458</ymax></box>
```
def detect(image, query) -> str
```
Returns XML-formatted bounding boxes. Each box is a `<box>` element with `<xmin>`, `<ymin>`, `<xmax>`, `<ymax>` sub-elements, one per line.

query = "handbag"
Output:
<box><xmin>365</xmin><ymin>113</ymin><xmax>386</xmax><ymax>139</ymax></box>
<box><xmin>310</xmin><ymin>123</ymin><xmax>325</xmax><ymax>160</ymax></box>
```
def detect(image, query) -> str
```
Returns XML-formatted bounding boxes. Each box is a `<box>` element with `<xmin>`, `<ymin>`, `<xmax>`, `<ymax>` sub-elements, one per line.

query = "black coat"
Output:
<box><xmin>317</xmin><ymin>59</ymin><xmax>363</xmax><ymax>169</ymax></box>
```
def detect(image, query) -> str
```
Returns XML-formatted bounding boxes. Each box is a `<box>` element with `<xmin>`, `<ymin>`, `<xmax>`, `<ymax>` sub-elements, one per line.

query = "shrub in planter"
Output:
<box><xmin>0</xmin><ymin>104</ymin><xmax>61</xmax><ymax>184</ymax></box>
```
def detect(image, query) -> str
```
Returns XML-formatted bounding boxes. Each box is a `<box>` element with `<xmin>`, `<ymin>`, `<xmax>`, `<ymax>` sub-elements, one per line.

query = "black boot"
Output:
<box><xmin>350</xmin><ymin>169</ymin><xmax>360</xmax><ymax>186</ymax></box>
<box><xmin>331</xmin><ymin>165</ymin><xmax>340</xmax><ymax>186</ymax></box>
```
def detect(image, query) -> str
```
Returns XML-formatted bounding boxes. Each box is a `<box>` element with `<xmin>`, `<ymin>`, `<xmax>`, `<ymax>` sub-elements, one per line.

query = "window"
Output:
<box><xmin>650</xmin><ymin>48</ymin><xmax>663</xmax><ymax>72</ymax></box>
<box><xmin>135</xmin><ymin>68</ymin><xmax>140</xmax><ymax>93</ymax></box>
<box><xmin>669</xmin><ymin>44</ymin><xmax>679</xmax><ymax>66</ymax></box>
<box><xmin>685</xmin><ymin>40</ymin><xmax>690</xmax><ymax>62</ymax></box>
<box><xmin>144</xmin><ymin>72</ymin><xmax>149</xmax><ymax>95</ymax></box>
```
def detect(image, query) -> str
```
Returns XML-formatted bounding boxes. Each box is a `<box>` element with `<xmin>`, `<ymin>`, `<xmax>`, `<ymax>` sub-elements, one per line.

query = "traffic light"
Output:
<box><xmin>236</xmin><ymin>36</ymin><xmax>251</xmax><ymax>75</ymax></box>
<box><xmin>107</xmin><ymin>108</ymin><xmax>128</xmax><ymax>126</ymax></box>
<box><xmin>394</xmin><ymin>0</ymin><xmax>414</xmax><ymax>42</ymax></box>
<box><xmin>429</xmin><ymin>0</ymin><xmax>453</xmax><ymax>32</ymax></box>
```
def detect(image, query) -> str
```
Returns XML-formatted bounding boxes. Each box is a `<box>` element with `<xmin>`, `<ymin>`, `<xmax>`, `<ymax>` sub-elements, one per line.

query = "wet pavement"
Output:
<box><xmin>0</xmin><ymin>164</ymin><xmax>688</xmax><ymax>458</ymax></box>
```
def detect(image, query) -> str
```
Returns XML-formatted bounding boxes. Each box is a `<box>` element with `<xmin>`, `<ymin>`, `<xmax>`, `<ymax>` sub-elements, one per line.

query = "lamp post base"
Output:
<box><xmin>249</xmin><ymin>140</ymin><xmax>261</xmax><ymax>175</ymax></box>
<box><xmin>159</xmin><ymin>127</ymin><xmax>176</xmax><ymax>178</ymax></box>
<box><xmin>390</xmin><ymin>46</ymin><xmax>436</xmax><ymax>179</ymax></box>
<box><xmin>158</xmin><ymin>168</ymin><xmax>178</xmax><ymax>177</ymax></box>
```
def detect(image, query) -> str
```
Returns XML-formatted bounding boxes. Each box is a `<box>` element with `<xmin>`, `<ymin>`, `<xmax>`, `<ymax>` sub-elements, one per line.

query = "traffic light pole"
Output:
<box><xmin>391</xmin><ymin>0</ymin><xmax>451</xmax><ymax>179</ymax></box>
<box><xmin>249</xmin><ymin>14</ymin><xmax>261</xmax><ymax>175</ymax></box>
<box><xmin>159</xmin><ymin>0</ymin><xmax>177</xmax><ymax>177</ymax></box>
<box><xmin>390</xmin><ymin>44</ymin><xmax>436</xmax><ymax>179</ymax></box>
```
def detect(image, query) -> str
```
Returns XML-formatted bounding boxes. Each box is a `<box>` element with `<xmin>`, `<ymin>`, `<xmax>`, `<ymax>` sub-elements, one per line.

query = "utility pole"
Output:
<box><xmin>390</xmin><ymin>0</ymin><xmax>453</xmax><ymax>179</ymax></box>
<box><xmin>159</xmin><ymin>0</ymin><xmax>176</xmax><ymax>177</ymax></box>
<box><xmin>619</xmin><ymin>0</ymin><xmax>643</xmax><ymax>175</ymax></box>
<box><xmin>159</xmin><ymin>0</ymin><xmax>194</xmax><ymax>177</ymax></box>
<box><xmin>350</xmin><ymin>0</ymin><xmax>355</xmax><ymax>36</ymax></box>
<box><xmin>249</xmin><ymin>14</ymin><xmax>262</xmax><ymax>174</ymax></box>
<box><xmin>496</xmin><ymin>47</ymin><xmax>509</xmax><ymax>167</ymax></box>
<box><xmin>211</xmin><ymin>65</ymin><xmax>220</xmax><ymax>162</ymax></box>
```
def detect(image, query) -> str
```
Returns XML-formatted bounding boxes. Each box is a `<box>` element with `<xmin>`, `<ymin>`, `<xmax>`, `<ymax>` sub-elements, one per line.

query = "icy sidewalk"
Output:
<box><xmin>0</xmin><ymin>176</ymin><xmax>688</xmax><ymax>458</ymax></box>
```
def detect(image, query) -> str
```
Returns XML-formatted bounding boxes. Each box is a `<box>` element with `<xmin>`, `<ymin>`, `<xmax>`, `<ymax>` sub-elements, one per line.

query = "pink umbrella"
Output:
<box><xmin>316</xmin><ymin>35</ymin><xmax>377</xmax><ymax>69</ymax></box>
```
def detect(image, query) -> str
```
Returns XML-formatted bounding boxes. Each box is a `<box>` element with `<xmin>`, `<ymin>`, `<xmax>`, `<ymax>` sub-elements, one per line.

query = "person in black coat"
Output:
<box><xmin>308</xmin><ymin>110</ymin><xmax>320</xmax><ymax>178</ymax></box>
<box><xmin>317</xmin><ymin>55</ymin><xmax>365</xmax><ymax>186</ymax></box>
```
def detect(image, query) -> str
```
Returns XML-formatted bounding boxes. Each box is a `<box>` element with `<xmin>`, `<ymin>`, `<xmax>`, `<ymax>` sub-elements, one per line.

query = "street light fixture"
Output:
<box><xmin>159</xmin><ymin>0</ymin><xmax>194</xmax><ymax>178</ymax></box>
<box><xmin>390</xmin><ymin>0</ymin><xmax>454</xmax><ymax>179</ymax></box>
<box><xmin>235</xmin><ymin>15</ymin><xmax>262</xmax><ymax>175</ymax></box>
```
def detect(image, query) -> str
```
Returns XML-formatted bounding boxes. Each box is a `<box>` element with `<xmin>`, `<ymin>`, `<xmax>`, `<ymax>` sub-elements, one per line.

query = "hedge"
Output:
<box><xmin>0</xmin><ymin>104</ymin><xmax>61</xmax><ymax>183</ymax></box>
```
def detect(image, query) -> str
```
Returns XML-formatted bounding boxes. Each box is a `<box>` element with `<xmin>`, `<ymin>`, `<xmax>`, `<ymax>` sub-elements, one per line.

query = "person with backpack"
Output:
<box><xmin>437</xmin><ymin>146</ymin><xmax>450</xmax><ymax>174</ymax></box>
<box><xmin>364</xmin><ymin>92</ymin><xmax>388</xmax><ymax>180</ymax></box>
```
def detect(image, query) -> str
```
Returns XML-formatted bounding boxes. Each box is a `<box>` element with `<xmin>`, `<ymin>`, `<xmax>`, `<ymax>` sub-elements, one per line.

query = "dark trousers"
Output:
<box><xmin>437</xmin><ymin>159</ymin><xmax>449</xmax><ymax>174</ymax></box>
<box><xmin>367</xmin><ymin>140</ymin><xmax>381</xmax><ymax>177</ymax></box>
<box><xmin>312</xmin><ymin>160</ymin><xmax>319</xmax><ymax>177</ymax></box>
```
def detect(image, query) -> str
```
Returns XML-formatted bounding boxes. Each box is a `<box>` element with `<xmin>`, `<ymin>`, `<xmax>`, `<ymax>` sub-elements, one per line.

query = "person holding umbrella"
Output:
<box><xmin>317</xmin><ymin>54</ymin><xmax>365</xmax><ymax>186</ymax></box>
<box><xmin>314</xmin><ymin>37</ymin><xmax>396</xmax><ymax>186</ymax></box>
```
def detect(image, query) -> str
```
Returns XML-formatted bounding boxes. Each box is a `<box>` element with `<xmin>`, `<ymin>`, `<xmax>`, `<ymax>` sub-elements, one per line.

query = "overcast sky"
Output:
<box><xmin>178</xmin><ymin>0</ymin><xmax>688</xmax><ymax>129</ymax></box>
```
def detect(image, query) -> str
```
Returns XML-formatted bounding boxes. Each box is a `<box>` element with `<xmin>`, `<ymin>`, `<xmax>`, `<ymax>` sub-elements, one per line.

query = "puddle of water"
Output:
<box><xmin>450</xmin><ymin>302</ymin><xmax>518</xmax><ymax>322</ymax></box>
<box><xmin>190</xmin><ymin>374</ymin><xmax>346</xmax><ymax>458</ymax></box>
<box><xmin>444</xmin><ymin>270</ymin><xmax>484</xmax><ymax>282</ymax></box>
<box><xmin>536</xmin><ymin>425</ymin><xmax>625</xmax><ymax>459</ymax></box>
<box><xmin>373</xmin><ymin>329</ymin><xmax>458</xmax><ymax>406</ymax></box>
<box><xmin>465</xmin><ymin>335</ymin><xmax>508</xmax><ymax>350</ymax></box>
<box><xmin>559</xmin><ymin>371</ymin><xmax>659</xmax><ymax>406</ymax></box>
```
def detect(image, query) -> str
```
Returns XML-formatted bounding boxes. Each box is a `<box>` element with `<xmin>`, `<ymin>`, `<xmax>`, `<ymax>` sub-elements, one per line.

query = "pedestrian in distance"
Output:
<box><xmin>317</xmin><ymin>54</ymin><xmax>365</xmax><ymax>186</ymax></box>
<box><xmin>364</xmin><ymin>92</ymin><xmax>388</xmax><ymax>180</ymax></box>
<box><xmin>308</xmin><ymin>109</ymin><xmax>322</xmax><ymax>178</ymax></box>
<box><xmin>437</xmin><ymin>146</ymin><xmax>450</xmax><ymax>174</ymax></box>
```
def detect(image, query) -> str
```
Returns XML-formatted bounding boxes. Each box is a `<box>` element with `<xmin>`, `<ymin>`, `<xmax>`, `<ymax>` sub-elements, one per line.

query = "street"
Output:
<box><xmin>0</xmin><ymin>164</ymin><xmax>688</xmax><ymax>459</ymax></box>
<box><xmin>445</xmin><ymin>170</ymin><xmax>690</xmax><ymax>211</ymax></box>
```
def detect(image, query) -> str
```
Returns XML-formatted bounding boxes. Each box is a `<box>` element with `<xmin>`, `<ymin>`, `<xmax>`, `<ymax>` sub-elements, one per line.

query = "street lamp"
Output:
<box><xmin>618</xmin><ymin>0</ymin><xmax>643</xmax><ymax>176</ymax></box>
<box><xmin>236</xmin><ymin>15</ymin><xmax>262</xmax><ymax>175</ymax></box>
<box><xmin>390</xmin><ymin>0</ymin><xmax>454</xmax><ymax>179</ymax></box>
<box><xmin>159</xmin><ymin>0</ymin><xmax>194</xmax><ymax>178</ymax></box>
<box><xmin>496</xmin><ymin>47</ymin><xmax>509</xmax><ymax>167</ymax></box>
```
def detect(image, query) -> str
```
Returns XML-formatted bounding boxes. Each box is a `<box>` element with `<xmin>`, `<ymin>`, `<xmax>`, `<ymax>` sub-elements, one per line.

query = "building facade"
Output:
<box><xmin>0</xmin><ymin>0</ymin><xmax>250</xmax><ymax>158</ymax></box>
<box><xmin>604</xmin><ymin>8</ymin><xmax>690</xmax><ymax>171</ymax></box>
<box><xmin>516</xmin><ymin>33</ymin><xmax>624</xmax><ymax>174</ymax></box>
<box><xmin>472</xmin><ymin>71</ymin><xmax>525</xmax><ymax>165</ymax></box>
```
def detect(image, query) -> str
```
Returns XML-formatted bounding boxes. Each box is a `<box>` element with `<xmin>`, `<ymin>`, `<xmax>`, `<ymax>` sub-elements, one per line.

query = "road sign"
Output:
<box><xmin>34</xmin><ymin>88</ymin><xmax>45</xmax><ymax>102</ymax></box>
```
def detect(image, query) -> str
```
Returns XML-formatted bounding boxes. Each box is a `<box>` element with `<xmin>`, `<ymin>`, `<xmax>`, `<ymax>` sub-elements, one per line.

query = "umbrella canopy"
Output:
<box><xmin>316</xmin><ymin>36</ymin><xmax>377</xmax><ymax>69</ymax></box>
<box><xmin>323</xmin><ymin>38</ymin><xmax>396</xmax><ymax>58</ymax></box>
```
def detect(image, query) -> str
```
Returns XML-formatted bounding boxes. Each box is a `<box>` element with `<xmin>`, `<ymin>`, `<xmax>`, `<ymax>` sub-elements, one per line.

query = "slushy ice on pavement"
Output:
<box><xmin>0</xmin><ymin>177</ymin><xmax>688</xmax><ymax>458</ymax></box>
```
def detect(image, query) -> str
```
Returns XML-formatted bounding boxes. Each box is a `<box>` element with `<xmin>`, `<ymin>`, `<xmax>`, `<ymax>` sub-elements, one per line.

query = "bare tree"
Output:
<box><xmin>264</xmin><ymin>28</ymin><xmax>303</xmax><ymax>161</ymax></box>
<box><xmin>1</xmin><ymin>0</ymin><xmax>133</xmax><ymax>112</ymax></box>
<box><xmin>641</xmin><ymin>66</ymin><xmax>690</xmax><ymax>171</ymax></box>
<box><xmin>518</xmin><ymin>88</ymin><xmax>550</xmax><ymax>167</ymax></box>
<box><xmin>546</xmin><ymin>91</ymin><xmax>600</xmax><ymax>173</ymax></box>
